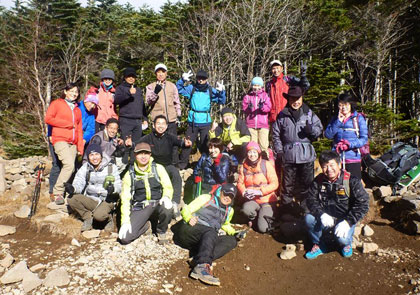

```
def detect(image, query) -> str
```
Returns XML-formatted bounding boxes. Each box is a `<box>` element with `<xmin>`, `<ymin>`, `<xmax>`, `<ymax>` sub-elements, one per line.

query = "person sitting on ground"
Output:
<box><xmin>324</xmin><ymin>92</ymin><xmax>368</xmax><ymax>180</ymax></box>
<box><xmin>118</xmin><ymin>142</ymin><xmax>173</xmax><ymax>245</ymax></box>
<box><xmin>65</xmin><ymin>144</ymin><xmax>121</xmax><ymax>232</ymax></box>
<box><xmin>304</xmin><ymin>150</ymin><xmax>369</xmax><ymax>259</ymax></box>
<box><xmin>242</xmin><ymin>77</ymin><xmax>272</xmax><ymax>159</ymax></box>
<box><xmin>79</xmin><ymin>87</ymin><xmax>99</xmax><ymax>149</ymax></box>
<box><xmin>176</xmin><ymin>69</ymin><xmax>226</xmax><ymax>169</ymax></box>
<box><xmin>209</xmin><ymin>107</ymin><xmax>251</xmax><ymax>166</ymax></box>
<box><xmin>96</xmin><ymin>68</ymin><xmax>118</xmax><ymax>132</ymax></box>
<box><xmin>139</xmin><ymin>115</ymin><xmax>192</xmax><ymax>219</ymax></box>
<box><xmin>172</xmin><ymin>183</ymin><xmax>246</xmax><ymax>286</ymax></box>
<box><xmin>193</xmin><ymin>138</ymin><xmax>230</xmax><ymax>196</ymax></box>
<box><xmin>237</xmin><ymin>141</ymin><xmax>279</xmax><ymax>233</ymax></box>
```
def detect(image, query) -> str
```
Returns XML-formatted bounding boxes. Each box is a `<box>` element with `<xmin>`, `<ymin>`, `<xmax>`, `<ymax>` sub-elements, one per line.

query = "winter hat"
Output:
<box><xmin>196</xmin><ymin>70</ymin><xmax>208</xmax><ymax>80</ymax></box>
<box><xmin>283</xmin><ymin>85</ymin><xmax>304</xmax><ymax>100</ymax></box>
<box><xmin>270</xmin><ymin>60</ymin><xmax>283</xmax><ymax>67</ymax></box>
<box><xmin>221</xmin><ymin>183</ymin><xmax>237</xmax><ymax>198</ymax></box>
<box><xmin>221</xmin><ymin>107</ymin><xmax>234</xmax><ymax>116</ymax></box>
<box><xmin>251</xmin><ymin>77</ymin><xmax>264</xmax><ymax>87</ymax></box>
<box><xmin>86</xmin><ymin>144</ymin><xmax>102</xmax><ymax>156</ymax></box>
<box><xmin>84</xmin><ymin>93</ymin><xmax>98</xmax><ymax>105</ymax></box>
<box><xmin>100</xmin><ymin>69</ymin><xmax>115</xmax><ymax>81</ymax></box>
<box><xmin>123</xmin><ymin>67</ymin><xmax>137</xmax><ymax>78</ymax></box>
<box><xmin>154</xmin><ymin>63</ymin><xmax>167</xmax><ymax>72</ymax></box>
<box><xmin>246</xmin><ymin>141</ymin><xmax>261</xmax><ymax>154</ymax></box>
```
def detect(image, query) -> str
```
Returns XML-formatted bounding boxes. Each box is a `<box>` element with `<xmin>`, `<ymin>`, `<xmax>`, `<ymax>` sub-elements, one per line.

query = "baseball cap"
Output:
<box><xmin>134</xmin><ymin>142</ymin><xmax>152</xmax><ymax>153</ymax></box>
<box><xmin>154</xmin><ymin>63</ymin><xmax>168</xmax><ymax>72</ymax></box>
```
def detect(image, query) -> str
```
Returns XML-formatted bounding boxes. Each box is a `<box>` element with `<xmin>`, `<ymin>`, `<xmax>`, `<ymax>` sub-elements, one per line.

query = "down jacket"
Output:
<box><xmin>272</xmin><ymin>104</ymin><xmax>323</xmax><ymax>164</ymax></box>
<box><xmin>79</xmin><ymin>100</ymin><xmax>97</xmax><ymax>143</ymax></box>
<box><xmin>242</xmin><ymin>89</ymin><xmax>271</xmax><ymax>129</ymax></box>
<box><xmin>193</xmin><ymin>153</ymin><xmax>230</xmax><ymax>185</ymax></box>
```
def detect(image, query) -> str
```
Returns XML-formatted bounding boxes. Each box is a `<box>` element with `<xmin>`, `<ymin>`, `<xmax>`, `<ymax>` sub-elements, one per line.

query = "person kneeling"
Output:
<box><xmin>173</xmin><ymin>184</ymin><xmax>245</xmax><ymax>286</ymax></box>
<box><xmin>305</xmin><ymin>150</ymin><xmax>369</xmax><ymax>259</ymax></box>
<box><xmin>118</xmin><ymin>142</ymin><xmax>173</xmax><ymax>245</ymax></box>
<box><xmin>66</xmin><ymin>144</ymin><xmax>121</xmax><ymax>232</ymax></box>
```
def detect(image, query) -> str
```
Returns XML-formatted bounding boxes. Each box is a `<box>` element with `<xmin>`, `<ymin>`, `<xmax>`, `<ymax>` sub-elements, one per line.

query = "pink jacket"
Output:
<box><xmin>96</xmin><ymin>82</ymin><xmax>118</xmax><ymax>125</ymax></box>
<box><xmin>242</xmin><ymin>89</ymin><xmax>271</xmax><ymax>129</ymax></box>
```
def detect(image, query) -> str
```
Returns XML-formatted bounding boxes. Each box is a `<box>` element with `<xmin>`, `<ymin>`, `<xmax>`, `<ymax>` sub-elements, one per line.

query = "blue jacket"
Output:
<box><xmin>193</xmin><ymin>153</ymin><xmax>230</xmax><ymax>185</ymax></box>
<box><xmin>176</xmin><ymin>79</ymin><xmax>226</xmax><ymax>125</ymax></box>
<box><xmin>79</xmin><ymin>100</ymin><xmax>96</xmax><ymax>143</ymax></box>
<box><xmin>324</xmin><ymin>111</ymin><xmax>368</xmax><ymax>162</ymax></box>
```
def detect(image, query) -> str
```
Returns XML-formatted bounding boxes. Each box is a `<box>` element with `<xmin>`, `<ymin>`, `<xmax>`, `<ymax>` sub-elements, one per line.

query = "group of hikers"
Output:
<box><xmin>45</xmin><ymin>60</ymin><xmax>370</xmax><ymax>286</ymax></box>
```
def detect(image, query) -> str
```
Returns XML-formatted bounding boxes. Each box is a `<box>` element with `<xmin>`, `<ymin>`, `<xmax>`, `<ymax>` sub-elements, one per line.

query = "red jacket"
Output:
<box><xmin>266</xmin><ymin>74</ymin><xmax>289</xmax><ymax>123</ymax></box>
<box><xmin>45</xmin><ymin>98</ymin><xmax>84</xmax><ymax>154</ymax></box>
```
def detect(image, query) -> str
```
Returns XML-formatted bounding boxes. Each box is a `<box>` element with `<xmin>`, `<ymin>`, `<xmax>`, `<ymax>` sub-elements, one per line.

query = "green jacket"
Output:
<box><xmin>209</xmin><ymin>114</ymin><xmax>250</xmax><ymax>146</ymax></box>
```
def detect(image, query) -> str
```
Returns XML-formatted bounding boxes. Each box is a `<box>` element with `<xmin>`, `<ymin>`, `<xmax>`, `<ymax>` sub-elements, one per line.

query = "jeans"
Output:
<box><xmin>48</xmin><ymin>142</ymin><xmax>61</xmax><ymax>194</ymax></box>
<box><xmin>304</xmin><ymin>214</ymin><xmax>355</xmax><ymax>247</ymax></box>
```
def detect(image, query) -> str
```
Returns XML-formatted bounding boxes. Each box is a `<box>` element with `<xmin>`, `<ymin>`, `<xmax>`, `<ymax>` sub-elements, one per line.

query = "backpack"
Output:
<box><xmin>129</xmin><ymin>162</ymin><xmax>161</xmax><ymax>197</ymax></box>
<box><xmin>363</xmin><ymin>142</ymin><xmax>420</xmax><ymax>186</ymax></box>
<box><xmin>351</xmin><ymin>113</ymin><xmax>370</xmax><ymax>157</ymax></box>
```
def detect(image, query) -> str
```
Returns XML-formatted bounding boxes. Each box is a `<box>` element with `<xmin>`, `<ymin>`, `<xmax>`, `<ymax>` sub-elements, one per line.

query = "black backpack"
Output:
<box><xmin>363</xmin><ymin>142</ymin><xmax>420</xmax><ymax>186</ymax></box>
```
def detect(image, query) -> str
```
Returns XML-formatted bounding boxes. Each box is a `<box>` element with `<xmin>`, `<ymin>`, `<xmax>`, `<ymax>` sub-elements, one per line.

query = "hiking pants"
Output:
<box><xmin>53</xmin><ymin>142</ymin><xmax>77</xmax><ymax>195</ymax></box>
<box><xmin>119</xmin><ymin>202</ymin><xmax>172</xmax><ymax>245</ymax></box>
<box><xmin>173</xmin><ymin>222</ymin><xmax>237</xmax><ymax>265</ymax></box>
<box><xmin>304</xmin><ymin>214</ymin><xmax>356</xmax><ymax>247</ymax></box>
<box><xmin>344</xmin><ymin>162</ymin><xmax>362</xmax><ymax>180</ymax></box>
<box><xmin>241</xmin><ymin>201</ymin><xmax>277</xmax><ymax>233</ymax></box>
<box><xmin>167</xmin><ymin>122</ymin><xmax>179</xmax><ymax>165</ymax></box>
<box><xmin>281</xmin><ymin>162</ymin><xmax>314</xmax><ymax>210</ymax></box>
<box><xmin>49</xmin><ymin>142</ymin><xmax>61</xmax><ymax>194</ymax></box>
<box><xmin>249</xmin><ymin>128</ymin><xmax>269</xmax><ymax>157</ymax></box>
<box><xmin>165</xmin><ymin>164</ymin><xmax>182</xmax><ymax>204</ymax></box>
<box><xmin>68</xmin><ymin>194</ymin><xmax>114</xmax><ymax>222</ymax></box>
<box><xmin>119</xmin><ymin>117</ymin><xmax>143</xmax><ymax>143</ymax></box>
<box><xmin>179</xmin><ymin>124</ymin><xmax>211</xmax><ymax>169</ymax></box>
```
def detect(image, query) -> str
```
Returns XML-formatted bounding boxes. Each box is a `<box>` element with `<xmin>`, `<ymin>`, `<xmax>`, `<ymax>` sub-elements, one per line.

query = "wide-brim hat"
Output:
<box><xmin>283</xmin><ymin>85</ymin><xmax>304</xmax><ymax>100</ymax></box>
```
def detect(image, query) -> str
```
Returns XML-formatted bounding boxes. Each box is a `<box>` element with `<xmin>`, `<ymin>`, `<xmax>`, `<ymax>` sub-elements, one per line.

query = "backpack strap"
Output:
<box><xmin>342</xmin><ymin>170</ymin><xmax>351</xmax><ymax>197</ymax></box>
<box><xmin>151</xmin><ymin>161</ymin><xmax>161</xmax><ymax>183</ymax></box>
<box><xmin>129</xmin><ymin>165</ymin><xmax>136</xmax><ymax>197</ymax></box>
<box><xmin>82</xmin><ymin>166</ymin><xmax>92</xmax><ymax>195</ymax></box>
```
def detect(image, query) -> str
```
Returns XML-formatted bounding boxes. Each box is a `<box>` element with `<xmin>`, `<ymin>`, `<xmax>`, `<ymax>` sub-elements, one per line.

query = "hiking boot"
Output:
<box><xmin>190</xmin><ymin>263</ymin><xmax>220</xmax><ymax>286</ymax></box>
<box><xmin>305</xmin><ymin>244</ymin><xmax>324</xmax><ymax>260</ymax></box>
<box><xmin>157</xmin><ymin>233</ymin><xmax>169</xmax><ymax>245</ymax></box>
<box><xmin>49</xmin><ymin>193</ymin><xmax>55</xmax><ymax>202</ymax></box>
<box><xmin>54</xmin><ymin>195</ymin><xmax>65</xmax><ymax>205</ymax></box>
<box><xmin>341</xmin><ymin>245</ymin><xmax>353</xmax><ymax>258</ymax></box>
<box><xmin>81</xmin><ymin>218</ymin><xmax>93</xmax><ymax>232</ymax></box>
<box><xmin>104</xmin><ymin>219</ymin><xmax>114</xmax><ymax>232</ymax></box>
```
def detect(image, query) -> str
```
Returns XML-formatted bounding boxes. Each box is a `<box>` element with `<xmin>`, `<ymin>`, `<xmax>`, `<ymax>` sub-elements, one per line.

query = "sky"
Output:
<box><xmin>0</xmin><ymin>0</ymin><xmax>182</xmax><ymax>12</ymax></box>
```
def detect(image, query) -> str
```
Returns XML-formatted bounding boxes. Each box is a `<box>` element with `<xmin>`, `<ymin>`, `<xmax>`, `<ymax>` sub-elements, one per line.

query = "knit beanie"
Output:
<box><xmin>251</xmin><ymin>77</ymin><xmax>264</xmax><ymax>87</ymax></box>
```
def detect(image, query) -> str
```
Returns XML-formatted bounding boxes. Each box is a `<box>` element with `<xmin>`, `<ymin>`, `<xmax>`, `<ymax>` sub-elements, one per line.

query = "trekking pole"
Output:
<box><xmin>342</xmin><ymin>151</ymin><xmax>346</xmax><ymax>171</ymax></box>
<box><xmin>28</xmin><ymin>163</ymin><xmax>46</xmax><ymax>219</ymax></box>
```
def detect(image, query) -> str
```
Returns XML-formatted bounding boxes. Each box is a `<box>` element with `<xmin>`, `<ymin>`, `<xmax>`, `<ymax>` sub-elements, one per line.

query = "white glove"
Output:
<box><xmin>320</xmin><ymin>213</ymin><xmax>335</xmax><ymax>228</ymax></box>
<box><xmin>159</xmin><ymin>196</ymin><xmax>173</xmax><ymax>210</ymax></box>
<box><xmin>216</xmin><ymin>80</ymin><xmax>225</xmax><ymax>91</ymax></box>
<box><xmin>142</xmin><ymin>121</ymin><xmax>148</xmax><ymax>130</ymax></box>
<box><xmin>182</xmin><ymin>70</ymin><xmax>193</xmax><ymax>82</ymax></box>
<box><xmin>118</xmin><ymin>223</ymin><xmax>132</xmax><ymax>240</ymax></box>
<box><xmin>335</xmin><ymin>220</ymin><xmax>350</xmax><ymax>239</ymax></box>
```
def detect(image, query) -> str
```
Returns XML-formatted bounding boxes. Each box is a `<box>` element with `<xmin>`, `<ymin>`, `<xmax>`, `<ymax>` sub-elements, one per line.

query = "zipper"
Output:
<box><xmin>163</xmin><ymin>82</ymin><xmax>169</xmax><ymax>122</ymax></box>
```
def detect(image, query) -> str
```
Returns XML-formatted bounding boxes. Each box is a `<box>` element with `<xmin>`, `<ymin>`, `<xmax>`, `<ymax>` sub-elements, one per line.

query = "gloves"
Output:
<box><xmin>118</xmin><ymin>223</ymin><xmax>132</xmax><ymax>240</ymax></box>
<box><xmin>243</xmin><ymin>189</ymin><xmax>262</xmax><ymax>200</ymax></box>
<box><xmin>335</xmin><ymin>220</ymin><xmax>350</xmax><ymax>239</ymax></box>
<box><xmin>194</xmin><ymin>176</ymin><xmax>202</xmax><ymax>184</ymax></box>
<box><xmin>235</xmin><ymin>230</ymin><xmax>247</xmax><ymax>241</ymax></box>
<box><xmin>216</xmin><ymin>81</ymin><xmax>225</xmax><ymax>91</ymax></box>
<box><xmin>303</xmin><ymin>120</ymin><xmax>313</xmax><ymax>135</ymax></box>
<box><xmin>300</xmin><ymin>60</ymin><xmax>308</xmax><ymax>76</ymax></box>
<box><xmin>320</xmin><ymin>213</ymin><xmax>335</xmax><ymax>228</ymax></box>
<box><xmin>247</xmin><ymin>102</ymin><xmax>253</xmax><ymax>110</ymax></box>
<box><xmin>64</xmin><ymin>182</ymin><xmax>75</xmax><ymax>195</ymax></box>
<box><xmin>258</xmin><ymin>100</ymin><xmax>264</xmax><ymax>110</ymax></box>
<box><xmin>154</xmin><ymin>84</ymin><xmax>162</xmax><ymax>94</ymax></box>
<box><xmin>159</xmin><ymin>196</ymin><xmax>173</xmax><ymax>210</ymax></box>
<box><xmin>106</xmin><ymin>184</ymin><xmax>115</xmax><ymax>196</ymax></box>
<box><xmin>182</xmin><ymin>70</ymin><xmax>193</xmax><ymax>82</ymax></box>
<box><xmin>336</xmin><ymin>139</ymin><xmax>350</xmax><ymax>153</ymax></box>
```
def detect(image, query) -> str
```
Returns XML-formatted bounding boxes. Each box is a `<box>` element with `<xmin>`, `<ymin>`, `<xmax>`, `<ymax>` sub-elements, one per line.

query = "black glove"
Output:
<box><xmin>106</xmin><ymin>184</ymin><xmax>115</xmax><ymax>196</ymax></box>
<box><xmin>247</xmin><ymin>102</ymin><xmax>253</xmax><ymax>110</ymax></box>
<box><xmin>300</xmin><ymin>60</ymin><xmax>308</xmax><ymax>76</ymax></box>
<box><xmin>303</xmin><ymin>120</ymin><xmax>313</xmax><ymax>135</ymax></box>
<box><xmin>154</xmin><ymin>84</ymin><xmax>162</xmax><ymax>94</ymax></box>
<box><xmin>235</xmin><ymin>230</ymin><xmax>247</xmax><ymax>241</ymax></box>
<box><xmin>258</xmin><ymin>100</ymin><xmax>264</xmax><ymax>110</ymax></box>
<box><xmin>64</xmin><ymin>182</ymin><xmax>75</xmax><ymax>195</ymax></box>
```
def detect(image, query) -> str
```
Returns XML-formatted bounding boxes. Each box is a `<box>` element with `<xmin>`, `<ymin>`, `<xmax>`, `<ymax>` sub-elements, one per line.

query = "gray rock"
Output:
<box><xmin>43</xmin><ymin>267</ymin><xmax>70</xmax><ymax>287</ymax></box>
<box><xmin>363</xmin><ymin>225</ymin><xmax>374</xmax><ymax>236</ymax></box>
<box><xmin>0</xmin><ymin>225</ymin><xmax>16</xmax><ymax>237</ymax></box>
<box><xmin>14</xmin><ymin>205</ymin><xmax>31</xmax><ymax>219</ymax></box>
<box><xmin>354</xmin><ymin>224</ymin><xmax>362</xmax><ymax>237</ymax></box>
<box><xmin>43</xmin><ymin>213</ymin><xmax>67</xmax><ymax>223</ymax></box>
<box><xmin>0</xmin><ymin>261</ymin><xmax>31</xmax><ymax>284</ymax></box>
<box><xmin>82</xmin><ymin>230</ymin><xmax>100</xmax><ymax>239</ymax></box>
<box><xmin>0</xmin><ymin>253</ymin><xmax>14</xmax><ymax>268</ymax></box>
<box><xmin>12</xmin><ymin>177</ymin><xmax>26</xmax><ymax>187</ymax></box>
<box><xmin>362</xmin><ymin>242</ymin><xmax>379</xmax><ymax>253</ymax></box>
<box><xmin>373</xmin><ymin>186</ymin><xmax>393</xmax><ymax>198</ymax></box>
<box><xmin>22</xmin><ymin>271</ymin><xmax>42</xmax><ymax>293</ymax></box>
<box><xmin>280</xmin><ymin>244</ymin><xmax>297</xmax><ymax>260</ymax></box>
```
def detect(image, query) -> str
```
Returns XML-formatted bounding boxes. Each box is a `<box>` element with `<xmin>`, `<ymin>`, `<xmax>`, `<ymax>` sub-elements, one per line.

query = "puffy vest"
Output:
<box><xmin>195</xmin><ymin>189</ymin><xmax>231</xmax><ymax>230</ymax></box>
<box><xmin>149</xmin><ymin>81</ymin><xmax>178</xmax><ymax>123</ymax></box>
<box><xmin>130</xmin><ymin>162</ymin><xmax>162</xmax><ymax>203</ymax></box>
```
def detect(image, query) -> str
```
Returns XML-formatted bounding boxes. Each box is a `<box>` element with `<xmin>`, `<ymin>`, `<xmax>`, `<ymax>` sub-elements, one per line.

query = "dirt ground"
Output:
<box><xmin>1</xmin><ymin>215</ymin><xmax>419</xmax><ymax>295</ymax></box>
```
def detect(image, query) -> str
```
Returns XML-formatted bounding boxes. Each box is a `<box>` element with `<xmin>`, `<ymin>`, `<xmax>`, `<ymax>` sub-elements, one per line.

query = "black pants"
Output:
<box><xmin>172</xmin><ymin>222</ymin><xmax>237</xmax><ymax>265</ymax></box>
<box><xmin>179</xmin><ymin>124</ymin><xmax>211</xmax><ymax>169</ymax></box>
<box><xmin>119</xmin><ymin>117</ymin><xmax>143</xmax><ymax>143</ymax></box>
<box><xmin>167</xmin><ymin>122</ymin><xmax>179</xmax><ymax>165</ymax></box>
<box><xmin>165</xmin><ymin>164</ymin><xmax>182</xmax><ymax>204</ymax></box>
<box><xmin>281</xmin><ymin>162</ymin><xmax>314</xmax><ymax>210</ymax></box>
<box><xmin>344</xmin><ymin>162</ymin><xmax>362</xmax><ymax>180</ymax></box>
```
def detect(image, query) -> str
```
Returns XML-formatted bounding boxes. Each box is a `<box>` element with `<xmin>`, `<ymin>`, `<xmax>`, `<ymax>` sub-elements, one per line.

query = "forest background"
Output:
<box><xmin>0</xmin><ymin>0</ymin><xmax>419</xmax><ymax>159</ymax></box>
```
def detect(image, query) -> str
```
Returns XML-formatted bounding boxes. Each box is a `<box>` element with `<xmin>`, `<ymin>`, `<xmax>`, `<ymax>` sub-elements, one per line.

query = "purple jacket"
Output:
<box><xmin>242</xmin><ymin>89</ymin><xmax>271</xmax><ymax>129</ymax></box>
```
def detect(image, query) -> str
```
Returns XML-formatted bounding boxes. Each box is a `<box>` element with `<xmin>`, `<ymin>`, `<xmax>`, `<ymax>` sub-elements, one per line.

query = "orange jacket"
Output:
<box><xmin>45</xmin><ymin>98</ymin><xmax>84</xmax><ymax>154</ymax></box>
<box><xmin>237</xmin><ymin>159</ymin><xmax>279</xmax><ymax>204</ymax></box>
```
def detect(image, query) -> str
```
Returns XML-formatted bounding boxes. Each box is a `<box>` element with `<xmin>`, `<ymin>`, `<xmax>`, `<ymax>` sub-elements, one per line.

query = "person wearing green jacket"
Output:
<box><xmin>118</xmin><ymin>142</ymin><xmax>173</xmax><ymax>245</ymax></box>
<box><xmin>172</xmin><ymin>183</ymin><xmax>246</xmax><ymax>286</ymax></box>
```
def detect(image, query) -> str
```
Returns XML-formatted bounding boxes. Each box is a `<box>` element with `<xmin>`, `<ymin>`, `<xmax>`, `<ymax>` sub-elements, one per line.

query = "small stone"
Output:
<box><xmin>162</xmin><ymin>283</ymin><xmax>174</xmax><ymax>289</ymax></box>
<box><xmin>410</xmin><ymin>279</ymin><xmax>418</xmax><ymax>285</ymax></box>
<box><xmin>245</xmin><ymin>265</ymin><xmax>250</xmax><ymax>271</ymax></box>
<box><xmin>0</xmin><ymin>225</ymin><xmax>16</xmax><ymax>237</ymax></box>
<box><xmin>363</xmin><ymin>225</ymin><xmax>374</xmax><ymax>236</ymax></box>
<box><xmin>46</xmin><ymin>202</ymin><xmax>67</xmax><ymax>211</ymax></box>
<box><xmin>22</xmin><ymin>271</ymin><xmax>42</xmax><ymax>293</ymax></box>
<box><xmin>71</xmin><ymin>238</ymin><xmax>81</xmax><ymax>247</ymax></box>
<box><xmin>0</xmin><ymin>253</ymin><xmax>14</xmax><ymax>268</ymax></box>
<box><xmin>29</xmin><ymin>263</ymin><xmax>46</xmax><ymax>272</ymax></box>
<box><xmin>82</xmin><ymin>230</ymin><xmax>100</xmax><ymax>239</ymax></box>
<box><xmin>354</xmin><ymin>224</ymin><xmax>362</xmax><ymax>237</ymax></box>
<box><xmin>43</xmin><ymin>267</ymin><xmax>70</xmax><ymax>287</ymax></box>
<box><xmin>0</xmin><ymin>261</ymin><xmax>30</xmax><ymax>284</ymax></box>
<box><xmin>362</xmin><ymin>242</ymin><xmax>379</xmax><ymax>254</ymax></box>
<box><xmin>14</xmin><ymin>205</ymin><xmax>31</xmax><ymax>219</ymax></box>
<box><xmin>175</xmin><ymin>287</ymin><xmax>182</xmax><ymax>292</ymax></box>
<box><xmin>280</xmin><ymin>244</ymin><xmax>297</xmax><ymax>260</ymax></box>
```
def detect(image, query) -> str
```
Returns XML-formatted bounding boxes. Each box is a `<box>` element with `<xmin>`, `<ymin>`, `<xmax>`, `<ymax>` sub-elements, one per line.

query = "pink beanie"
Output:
<box><xmin>246</xmin><ymin>141</ymin><xmax>261</xmax><ymax>154</ymax></box>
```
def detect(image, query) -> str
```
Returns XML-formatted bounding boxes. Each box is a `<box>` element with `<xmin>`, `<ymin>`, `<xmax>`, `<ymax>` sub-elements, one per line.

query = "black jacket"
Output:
<box><xmin>114</xmin><ymin>81</ymin><xmax>146</xmax><ymax>120</ymax></box>
<box><xmin>306</xmin><ymin>170</ymin><xmax>369</xmax><ymax>226</ymax></box>
<box><xmin>140</xmin><ymin>130</ymin><xmax>184</xmax><ymax>166</ymax></box>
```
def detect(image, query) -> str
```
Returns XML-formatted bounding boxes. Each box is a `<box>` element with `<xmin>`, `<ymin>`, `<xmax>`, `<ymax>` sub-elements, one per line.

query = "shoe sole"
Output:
<box><xmin>189</xmin><ymin>272</ymin><xmax>220</xmax><ymax>286</ymax></box>
<box><xmin>305</xmin><ymin>252</ymin><xmax>323</xmax><ymax>260</ymax></box>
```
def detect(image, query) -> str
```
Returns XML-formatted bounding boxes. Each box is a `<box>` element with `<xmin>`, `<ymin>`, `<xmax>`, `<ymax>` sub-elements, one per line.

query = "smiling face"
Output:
<box><xmin>88</xmin><ymin>152</ymin><xmax>102</xmax><ymax>167</ymax></box>
<box><xmin>102</xmin><ymin>78</ymin><xmax>113</xmax><ymax>87</ymax></box>
<box><xmin>222</xmin><ymin>113</ymin><xmax>234</xmax><ymax>126</ymax></box>
<box><xmin>288</xmin><ymin>96</ymin><xmax>303</xmax><ymax>110</ymax></box>
<box><xmin>209</xmin><ymin>145</ymin><xmax>221</xmax><ymax>159</ymax></box>
<box><xmin>219</xmin><ymin>191</ymin><xmax>233</xmax><ymax>206</ymax></box>
<box><xmin>247</xmin><ymin>149</ymin><xmax>259</xmax><ymax>162</ymax></box>
<box><xmin>106</xmin><ymin>122</ymin><xmax>119</xmax><ymax>138</ymax></box>
<box><xmin>135</xmin><ymin>151</ymin><xmax>151</xmax><ymax>167</ymax></box>
<box><xmin>155</xmin><ymin>69</ymin><xmax>167</xmax><ymax>82</ymax></box>
<box><xmin>338</xmin><ymin>102</ymin><xmax>352</xmax><ymax>116</ymax></box>
<box><xmin>125</xmin><ymin>75</ymin><xmax>136</xmax><ymax>85</ymax></box>
<box><xmin>271</xmin><ymin>65</ymin><xmax>283</xmax><ymax>77</ymax></box>
<box><xmin>154</xmin><ymin>118</ymin><xmax>168</xmax><ymax>135</ymax></box>
<box><xmin>64</xmin><ymin>87</ymin><xmax>79</xmax><ymax>101</ymax></box>
<box><xmin>252</xmin><ymin>84</ymin><xmax>262</xmax><ymax>92</ymax></box>
<box><xmin>84</xmin><ymin>101</ymin><xmax>96</xmax><ymax>112</ymax></box>
<box><xmin>321</xmin><ymin>159</ymin><xmax>341</xmax><ymax>181</ymax></box>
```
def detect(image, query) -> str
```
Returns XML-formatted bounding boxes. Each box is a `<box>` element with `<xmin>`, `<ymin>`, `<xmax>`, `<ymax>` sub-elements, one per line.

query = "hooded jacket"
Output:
<box><xmin>79</xmin><ymin>100</ymin><xmax>97</xmax><ymax>143</ymax></box>
<box><xmin>242</xmin><ymin>89</ymin><xmax>271</xmax><ymax>129</ymax></box>
<box><xmin>209</xmin><ymin>114</ymin><xmax>250</xmax><ymax>147</ymax></box>
<box><xmin>96</xmin><ymin>82</ymin><xmax>118</xmax><ymax>125</ymax></box>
